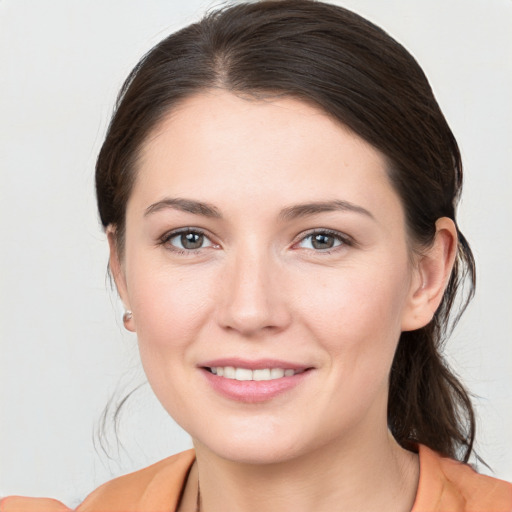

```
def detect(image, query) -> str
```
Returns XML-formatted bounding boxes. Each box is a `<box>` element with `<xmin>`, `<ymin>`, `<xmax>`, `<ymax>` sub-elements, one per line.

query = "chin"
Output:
<box><xmin>191</xmin><ymin>420</ymin><xmax>323</xmax><ymax>466</ymax></box>
<box><xmin>207</xmin><ymin>440</ymin><xmax>304</xmax><ymax>466</ymax></box>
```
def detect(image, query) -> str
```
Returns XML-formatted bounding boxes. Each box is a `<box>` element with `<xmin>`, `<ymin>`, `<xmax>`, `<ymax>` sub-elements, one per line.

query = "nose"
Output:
<box><xmin>216</xmin><ymin>243</ymin><xmax>292</xmax><ymax>337</ymax></box>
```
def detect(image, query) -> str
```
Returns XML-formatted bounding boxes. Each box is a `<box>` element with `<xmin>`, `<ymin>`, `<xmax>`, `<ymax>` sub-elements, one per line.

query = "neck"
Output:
<box><xmin>184</xmin><ymin>428</ymin><xmax>419</xmax><ymax>512</ymax></box>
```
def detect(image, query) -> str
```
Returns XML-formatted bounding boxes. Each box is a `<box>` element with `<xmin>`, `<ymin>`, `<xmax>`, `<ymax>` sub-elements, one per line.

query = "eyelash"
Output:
<box><xmin>158</xmin><ymin>228</ymin><xmax>353</xmax><ymax>256</ymax></box>
<box><xmin>159</xmin><ymin>227</ymin><xmax>214</xmax><ymax>256</ymax></box>
<box><xmin>294</xmin><ymin>228</ymin><xmax>353</xmax><ymax>254</ymax></box>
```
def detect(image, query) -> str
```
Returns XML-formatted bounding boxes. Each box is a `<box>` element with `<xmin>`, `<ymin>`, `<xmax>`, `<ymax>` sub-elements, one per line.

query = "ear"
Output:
<box><xmin>401</xmin><ymin>217</ymin><xmax>458</xmax><ymax>332</ymax></box>
<box><xmin>107</xmin><ymin>227</ymin><xmax>136</xmax><ymax>332</ymax></box>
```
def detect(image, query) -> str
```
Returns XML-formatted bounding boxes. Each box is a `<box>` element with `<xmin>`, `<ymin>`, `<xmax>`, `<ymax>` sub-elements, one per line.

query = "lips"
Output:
<box><xmin>209</xmin><ymin>366</ymin><xmax>301</xmax><ymax>380</ymax></box>
<box><xmin>199</xmin><ymin>359</ymin><xmax>313</xmax><ymax>403</ymax></box>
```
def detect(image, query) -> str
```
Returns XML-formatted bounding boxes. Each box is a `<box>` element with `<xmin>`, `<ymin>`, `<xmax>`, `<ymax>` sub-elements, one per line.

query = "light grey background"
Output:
<box><xmin>1</xmin><ymin>0</ymin><xmax>511</xmax><ymax>506</ymax></box>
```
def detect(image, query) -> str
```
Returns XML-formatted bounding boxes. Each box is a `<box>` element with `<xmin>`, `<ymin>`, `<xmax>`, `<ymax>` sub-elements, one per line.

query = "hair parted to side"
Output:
<box><xmin>96</xmin><ymin>0</ymin><xmax>477</xmax><ymax>462</ymax></box>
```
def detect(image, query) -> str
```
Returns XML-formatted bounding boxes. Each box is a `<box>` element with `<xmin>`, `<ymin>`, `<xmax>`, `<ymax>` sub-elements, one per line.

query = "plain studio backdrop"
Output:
<box><xmin>1</xmin><ymin>0</ymin><xmax>511</xmax><ymax>505</ymax></box>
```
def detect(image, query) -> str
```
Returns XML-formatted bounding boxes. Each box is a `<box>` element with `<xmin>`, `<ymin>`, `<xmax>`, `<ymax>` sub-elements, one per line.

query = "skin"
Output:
<box><xmin>109</xmin><ymin>90</ymin><xmax>457</xmax><ymax>512</ymax></box>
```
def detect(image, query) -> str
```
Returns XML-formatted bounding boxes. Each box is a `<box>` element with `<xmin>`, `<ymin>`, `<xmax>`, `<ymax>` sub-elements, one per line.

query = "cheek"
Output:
<box><xmin>124</xmin><ymin>262</ymin><xmax>217</xmax><ymax>426</ymax></box>
<box><xmin>292</xmin><ymin>258</ymin><xmax>411</xmax><ymax>385</ymax></box>
<box><xmin>126</xmin><ymin>260</ymin><xmax>215</xmax><ymax>358</ymax></box>
<box><xmin>290</xmin><ymin>262</ymin><xmax>411</xmax><ymax>425</ymax></box>
<box><xmin>298</xmin><ymin>261</ymin><xmax>409</xmax><ymax>336</ymax></box>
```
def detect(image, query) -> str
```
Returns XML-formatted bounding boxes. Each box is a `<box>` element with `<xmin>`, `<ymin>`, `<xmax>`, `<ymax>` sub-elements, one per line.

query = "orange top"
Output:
<box><xmin>1</xmin><ymin>445</ymin><xmax>511</xmax><ymax>511</ymax></box>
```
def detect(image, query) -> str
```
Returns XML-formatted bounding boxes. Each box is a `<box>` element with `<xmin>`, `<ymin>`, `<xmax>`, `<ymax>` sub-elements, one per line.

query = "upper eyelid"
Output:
<box><xmin>160</xmin><ymin>227</ymin><xmax>210</xmax><ymax>241</ymax></box>
<box><xmin>294</xmin><ymin>228</ymin><xmax>353</xmax><ymax>245</ymax></box>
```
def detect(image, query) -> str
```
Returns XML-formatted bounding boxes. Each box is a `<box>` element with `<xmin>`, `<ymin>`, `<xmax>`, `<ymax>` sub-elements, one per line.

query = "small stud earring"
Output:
<box><xmin>123</xmin><ymin>310</ymin><xmax>133</xmax><ymax>327</ymax></box>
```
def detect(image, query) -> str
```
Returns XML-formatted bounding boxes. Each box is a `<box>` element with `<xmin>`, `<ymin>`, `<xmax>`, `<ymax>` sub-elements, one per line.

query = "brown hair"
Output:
<box><xmin>96</xmin><ymin>0</ymin><xmax>476</xmax><ymax>462</ymax></box>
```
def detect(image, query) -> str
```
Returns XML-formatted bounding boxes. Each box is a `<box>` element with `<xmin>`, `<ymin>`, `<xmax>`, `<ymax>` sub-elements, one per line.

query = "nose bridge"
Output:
<box><xmin>218</xmin><ymin>238</ymin><xmax>289</xmax><ymax>336</ymax></box>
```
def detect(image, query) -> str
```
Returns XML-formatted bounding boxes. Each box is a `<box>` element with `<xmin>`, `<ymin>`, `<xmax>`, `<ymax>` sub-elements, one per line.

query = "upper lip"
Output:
<box><xmin>199</xmin><ymin>358</ymin><xmax>312</xmax><ymax>371</ymax></box>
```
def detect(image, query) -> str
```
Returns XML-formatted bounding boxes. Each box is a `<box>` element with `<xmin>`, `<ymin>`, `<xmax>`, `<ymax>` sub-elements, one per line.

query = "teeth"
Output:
<box><xmin>253</xmin><ymin>369</ymin><xmax>271</xmax><ymax>381</ymax></box>
<box><xmin>235</xmin><ymin>368</ymin><xmax>252</xmax><ymax>381</ymax></box>
<box><xmin>224</xmin><ymin>366</ymin><xmax>235</xmax><ymax>379</ymax></box>
<box><xmin>270</xmin><ymin>368</ymin><xmax>284</xmax><ymax>379</ymax></box>
<box><xmin>210</xmin><ymin>366</ymin><xmax>300</xmax><ymax>381</ymax></box>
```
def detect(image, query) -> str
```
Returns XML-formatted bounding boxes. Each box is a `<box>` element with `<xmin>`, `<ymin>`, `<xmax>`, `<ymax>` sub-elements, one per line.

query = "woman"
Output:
<box><xmin>2</xmin><ymin>0</ymin><xmax>510</xmax><ymax>510</ymax></box>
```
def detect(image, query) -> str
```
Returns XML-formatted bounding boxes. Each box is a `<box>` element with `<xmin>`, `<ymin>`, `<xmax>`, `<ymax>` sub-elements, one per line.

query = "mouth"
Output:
<box><xmin>199</xmin><ymin>359</ymin><xmax>313</xmax><ymax>403</ymax></box>
<box><xmin>206</xmin><ymin>366</ymin><xmax>306</xmax><ymax>381</ymax></box>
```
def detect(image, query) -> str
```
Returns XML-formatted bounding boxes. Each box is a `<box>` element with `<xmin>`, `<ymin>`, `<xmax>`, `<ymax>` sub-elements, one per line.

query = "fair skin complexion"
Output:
<box><xmin>109</xmin><ymin>90</ymin><xmax>457</xmax><ymax>512</ymax></box>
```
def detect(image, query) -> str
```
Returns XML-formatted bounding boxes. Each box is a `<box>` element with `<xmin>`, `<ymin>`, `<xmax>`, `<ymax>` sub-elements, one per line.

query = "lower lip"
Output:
<box><xmin>201</xmin><ymin>369</ymin><xmax>311</xmax><ymax>403</ymax></box>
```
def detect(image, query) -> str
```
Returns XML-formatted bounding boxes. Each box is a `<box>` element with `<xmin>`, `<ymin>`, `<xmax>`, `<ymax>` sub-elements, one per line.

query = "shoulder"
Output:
<box><xmin>0</xmin><ymin>450</ymin><xmax>196</xmax><ymax>512</ymax></box>
<box><xmin>0</xmin><ymin>497</ymin><xmax>71</xmax><ymax>512</ymax></box>
<box><xmin>413</xmin><ymin>444</ymin><xmax>512</xmax><ymax>512</ymax></box>
<box><xmin>76</xmin><ymin>449</ymin><xmax>195</xmax><ymax>512</ymax></box>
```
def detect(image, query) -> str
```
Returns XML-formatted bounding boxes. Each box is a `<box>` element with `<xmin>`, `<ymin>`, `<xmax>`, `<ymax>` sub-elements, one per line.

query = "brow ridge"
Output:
<box><xmin>145</xmin><ymin>198</ymin><xmax>222</xmax><ymax>218</ymax></box>
<box><xmin>278</xmin><ymin>200</ymin><xmax>374</xmax><ymax>221</ymax></box>
<box><xmin>144</xmin><ymin>197</ymin><xmax>373</xmax><ymax>221</ymax></box>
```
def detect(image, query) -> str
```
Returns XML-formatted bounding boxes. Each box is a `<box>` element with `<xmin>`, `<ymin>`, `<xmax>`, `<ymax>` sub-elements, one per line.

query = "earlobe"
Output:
<box><xmin>401</xmin><ymin>218</ymin><xmax>458</xmax><ymax>332</ymax></box>
<box><xmin>107</xmin><ymin>227</ymin><xmax>136</xmax><ymax>332</ymax></box>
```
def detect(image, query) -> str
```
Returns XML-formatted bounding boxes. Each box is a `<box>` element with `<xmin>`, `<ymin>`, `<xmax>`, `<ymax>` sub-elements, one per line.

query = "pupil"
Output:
<box><xmin>312</xmin><ymin>233</ymin><xmax>334</xmax><ymax>249</ymax></box>
<box><xmin>181</xmin><ymin>232</ymin><xmax>203</xmax><ymax>249</ymax></box>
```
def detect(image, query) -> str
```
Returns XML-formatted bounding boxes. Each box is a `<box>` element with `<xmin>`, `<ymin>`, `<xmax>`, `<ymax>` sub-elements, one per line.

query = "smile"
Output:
<box><xmin>209</xmin><ymin>367</ymin><xmax>302</xmax><ymax>381</ymax></box>
<box><xmin>201</xmin><ymin>360</ymin><xmax>312</xmax><ymax>402</ymax></box>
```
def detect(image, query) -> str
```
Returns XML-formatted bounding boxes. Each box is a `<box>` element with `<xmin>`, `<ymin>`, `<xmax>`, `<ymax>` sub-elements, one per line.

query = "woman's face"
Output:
<box><xmin>113</xmin><ymin>90</ymin><xmax>425</xmax><ymax>464</ymax></box>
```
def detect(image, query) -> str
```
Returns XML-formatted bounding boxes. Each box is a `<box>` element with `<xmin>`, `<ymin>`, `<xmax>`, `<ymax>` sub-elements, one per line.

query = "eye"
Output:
<box><xmin>162</xmin><ymin>229</ymin><xmax>215</xmax><ymax>252</ymax></box>
<box><xmin>296</xmin><ymin>230</ymin><xmax>348</xmax><ymax>251</ymax></box>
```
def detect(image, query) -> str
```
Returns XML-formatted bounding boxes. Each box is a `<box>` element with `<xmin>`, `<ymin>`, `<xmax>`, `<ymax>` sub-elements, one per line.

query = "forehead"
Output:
<box><xmin>132</xmin><ymin>90</ymin><xmax>402</xmax><ymax>222</ymax></box>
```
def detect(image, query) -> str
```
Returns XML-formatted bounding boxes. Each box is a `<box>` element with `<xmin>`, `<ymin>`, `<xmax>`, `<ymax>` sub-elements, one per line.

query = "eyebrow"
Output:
<box><xmin>145</xmin><ymin>198</ymin><xmax>222</xmax><ymax>218</ymax></box>
<box><xmin>278</xmin><ymin>200</ymin><xmax>375</xmax><ymax>222</ymax></box>
<box><xmin>144</xmin><ymin>197</ymin><xmax>374</xmax><ymax>221</ymax></box>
